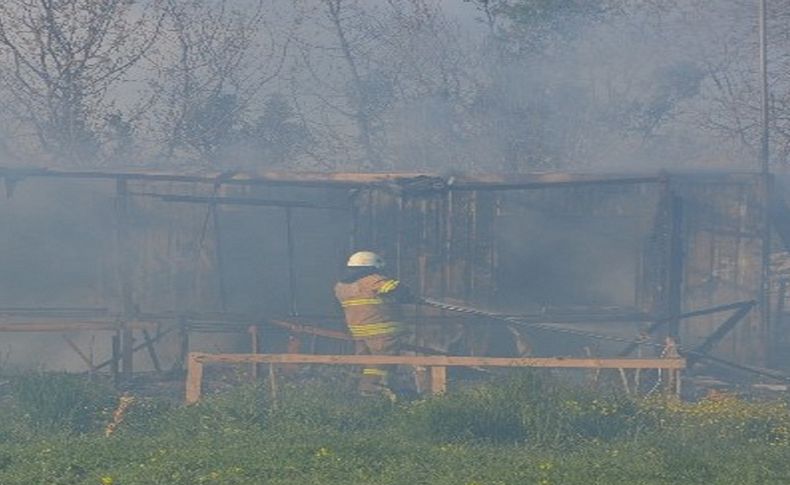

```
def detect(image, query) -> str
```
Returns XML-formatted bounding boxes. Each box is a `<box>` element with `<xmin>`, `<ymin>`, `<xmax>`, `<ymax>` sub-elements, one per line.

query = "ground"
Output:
<box><xmin>1</xmin><ymin>371</ymin><xmax>789</xmax><ymax>485</ymax></box>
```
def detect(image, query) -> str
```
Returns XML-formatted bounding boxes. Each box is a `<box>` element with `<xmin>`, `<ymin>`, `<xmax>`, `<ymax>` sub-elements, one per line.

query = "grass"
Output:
<box><xmin>0</xmin><ymin>371</ymin><xmax>789</xmax><ymax>484</ymax></box>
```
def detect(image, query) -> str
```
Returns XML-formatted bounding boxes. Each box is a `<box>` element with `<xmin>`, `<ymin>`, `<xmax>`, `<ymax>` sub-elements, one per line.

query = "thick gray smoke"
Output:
<box><xmin>0</xmin><ymin>0</ymin><xmax>785</xmax><ymax>170</ymax></box>
<box><xmin>0</xmin><ymin>1</ymin><xmax>785</xmax><ymax>371</ymax></box>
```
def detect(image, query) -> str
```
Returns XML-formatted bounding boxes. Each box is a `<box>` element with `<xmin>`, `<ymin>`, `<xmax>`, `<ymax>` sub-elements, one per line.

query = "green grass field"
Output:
<box><xmin>1</xmin><ymin>371</ymin><xmax>789</xmax><ymax>485</ymax></box>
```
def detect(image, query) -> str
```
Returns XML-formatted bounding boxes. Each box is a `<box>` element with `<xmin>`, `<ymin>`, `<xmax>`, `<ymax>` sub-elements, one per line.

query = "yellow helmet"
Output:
<box><xmin>347</xmin><ymin>251</ymin><xmax>385</xmax><ymax>268</ymax></box>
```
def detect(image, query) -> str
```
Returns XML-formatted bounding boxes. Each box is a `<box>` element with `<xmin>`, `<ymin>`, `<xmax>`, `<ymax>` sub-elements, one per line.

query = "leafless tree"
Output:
<box><xmin>147</xmin><ymin>0</ymin><xmax>293</xmax><ymax>166</ymax></box>
<box><xmin>0</xmin><ymin>0</ymin><xmax>162</xmax><ymax>165</ymax></box>
<box><xmin>290</xmin><ymin>0</ymin><xmax>477</xmax><ymax>169</ymax></box>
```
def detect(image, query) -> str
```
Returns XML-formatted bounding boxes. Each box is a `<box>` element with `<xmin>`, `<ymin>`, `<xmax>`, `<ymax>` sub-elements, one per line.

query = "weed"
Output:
<box><xmin>9</xmin><ymin>373</ymin><xmax>114</xmax><ymax>433</ymax></box>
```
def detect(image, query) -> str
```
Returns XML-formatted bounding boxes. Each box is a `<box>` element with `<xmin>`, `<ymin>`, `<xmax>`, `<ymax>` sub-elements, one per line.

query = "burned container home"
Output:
<box><xmin>0</xmin><ymin>167</ymin><xmax>783</xmax><ymax>385</ymax></box>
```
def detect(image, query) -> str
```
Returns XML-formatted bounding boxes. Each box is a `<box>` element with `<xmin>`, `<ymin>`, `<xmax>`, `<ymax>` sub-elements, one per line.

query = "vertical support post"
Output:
<box><xmin>772</xmin><ymin>280</ymin><xmax>788</xmax><ymax>364</ymax></box>
<box><xmin>759</xmin><ymin>0</ymin><xmax>770</xmax><ymax>175</ymax></box>
<box><xmin>661</xmin><ymin>337</ymin><xmax>681</xmax><ymax>396</ymax></box>
<box><xmin>396</xmin><ymin>195</ymin><xmax>403</xmax><ymax>280</ymax></box>
<box><xmin>285</xmin><ymin>207</ymin><xmax>297</xmax><ymax>316</ymax></box>
<box><xmin>268</xmin><ymin>363</ymin><xmax>278</xmax><ymax>407</ymax></box>
<box><xmin>443</xmin><ymin>190</ymin><xmax>453</xmax><ymax>299</ymax></box>
<box><xmin>489</xmin><ymin>194</ymin><xmax>501</xmax><ymax>307</ymax></box>
<box><xmin>430</xmin><ymin>366</ymin><xmax>447</xmax><ymax>395</ymax></box>
<box><xmin>464</xmin><ymin>191</ymin><xmax>477</xmax><ymax>303</ymax></box>
<box><xmin>675</xmin><ymin>368</ymin><xmax>682</xmax><ymax>398</ymax></box>
<box><xmin>664</xmin><ymin>366</ymin><xmax>675</xmax><ymax>396</ymax></box>
<box><xmin>349</xmin><ymin>191</ymin><xmax>359</xmax><ymax>252</ymax></box>
<box><xmin>656</xmin><ymin>178</ymin><xmax>684</xmax><ymax>341</ymax></box>
<box><xmin>249</xmin><ymin>325</ymin><xmax>259</xmax><ymax>380</ymax></box>
<box><xmin>115</xmin><ymin>178</ymin><xmax>135</xmax><ymax>381</ymax></box>
<box><xmin>176</xmin><ymin>316</ymin><xmax>189</xmax><ymax>372</ymax></box>
<box><xmin>667</xmin><ymin>192</ymin><xmax>684</xmax><ymax>340</ymax></box>
<box><xmin>111</xmin><ymin>334</ymin><xmax>120</xmax><ymax>388</ymax></box>
<box><xmin>759</xmin><ymin>0</ymin><xmax>772</xmax><ymax>365</ymax></box>
<box><xmin>211</xmin><ymin>202</ymin><xmax>228</xmax><ymax>312</ymax></box>
<box><xmin>142</xmin><ymin>329</ymin><xmax>163</xmax><ymax>376</ymax></box>
<box><xmin>760</xmin><ymin>175</ymin><xmax>773</xmax><ymax>365</ymax></box>
<box><xmin>185</xmin><ymin>353</ymin><xmax>204</xmax><ymax>405</ymax></box>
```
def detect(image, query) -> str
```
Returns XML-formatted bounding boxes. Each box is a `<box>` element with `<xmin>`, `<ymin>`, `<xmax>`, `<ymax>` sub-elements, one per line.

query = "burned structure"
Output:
<box><xmin>0</xmin><ymin>167</ymin><xmax>784</xmax><ymax>385</ymax></box>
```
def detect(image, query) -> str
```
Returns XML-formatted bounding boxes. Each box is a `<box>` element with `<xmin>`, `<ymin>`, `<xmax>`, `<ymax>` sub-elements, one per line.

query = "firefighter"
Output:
<box><xmin>334</xmin><ymin>251</ymin><xmax>415</xmax><ymax>397</ymax></box>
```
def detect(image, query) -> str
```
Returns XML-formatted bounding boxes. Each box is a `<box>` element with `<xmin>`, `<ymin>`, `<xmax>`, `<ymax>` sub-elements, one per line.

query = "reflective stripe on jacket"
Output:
<box><xmin>335</xmin><ymin>273</ymin><xmax>404</xmax><ymax>338</ymax></box>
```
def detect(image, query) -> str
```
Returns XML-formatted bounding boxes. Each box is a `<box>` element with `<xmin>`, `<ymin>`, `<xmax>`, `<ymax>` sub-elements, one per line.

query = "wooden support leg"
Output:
<box><xmin>283</xmin><ymin>335</ymin><xmax>301</xmax><ymax>374</ymax></box>
<box><xmin>111</xmin><ymin>334</ymin><xmax>121</xmax><ymax>388</ymax></box>
<box><xmin>62</xmin><ymin>334</ymin><xmax>95</xmax><ymax>372</ymax></box>
<box><xmin>249</xmin><ymin>325</ymin><xmax>259</xmax><ymax>381</ymax></box>
<box><xmin>675</xmin><ymin>369</ymin><xmax>682</xmax><ymax>398</ymax></box>
<box><xmin>430</xmin><ymin>366</ymin><xmax>447</xmax><ymax>395</ymax></box>
<box><xmin>92</xmin><ymin>326</ymin><xmax>175</xmax><ymax>373</ymax></box>
<box><xmin>175</xmin><ymin>318</ymin><xmax>189</xmax><ymax>372</ymax></box>
<box><xmin>142</xmin><ymin>329</ymin><xmax>163</xmax><ymax>375</ymax></box>
<box><xmin>268</xmin><ymin>363</ymin><xmax>278</xmax><ymax>408</ymax></box>
<box><xmin>185</xmin><ymin>353</ymin><xmax>204</xmax><ymax>405</ymax></box>
<box><xmin>618</xmin><ymin>368</ymin><xmax>631</xmax><ymax>395</ymax></box>
<box><xmin>121</xmin><ymin>327</ymin><xmax>134</xmax><ymax>381</ymax></box>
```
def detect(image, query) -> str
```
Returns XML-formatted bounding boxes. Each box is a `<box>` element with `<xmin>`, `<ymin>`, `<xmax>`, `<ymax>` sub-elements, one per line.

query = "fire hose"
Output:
<box><xmin>417</xmin><ymin>297</ymin><xmax>790</xmax><ymax>384</ymax></box>
<box><xmin>418</xmin><ymin>297</ymin><xmax>670</xmax><ymax>350</ymax></box>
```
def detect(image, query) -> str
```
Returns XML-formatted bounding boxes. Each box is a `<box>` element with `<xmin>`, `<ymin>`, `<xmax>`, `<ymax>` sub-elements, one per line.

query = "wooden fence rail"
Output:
<box><xmin>185</xmin><ymin>352</ymin><xmax>686</xmax><ymax>404</ymax></box>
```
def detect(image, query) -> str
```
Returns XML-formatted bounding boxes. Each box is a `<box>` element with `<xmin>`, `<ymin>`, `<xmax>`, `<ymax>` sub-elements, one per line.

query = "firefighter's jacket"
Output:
<box><xmin>334</xmin><ymin>273</ymin><xmax>406</xmax><ymax>338</ymax></box>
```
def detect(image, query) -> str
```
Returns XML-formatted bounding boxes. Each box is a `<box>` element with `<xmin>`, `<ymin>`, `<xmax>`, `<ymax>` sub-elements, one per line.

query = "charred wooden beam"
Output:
<box><xmin>686</xmin><ymin>301</ymin><xmax>756</xmax><ymax>366</ymax></box>
<box><xmin>0</xmin><ymin>321</ymin><xmax>158</xmax><ymax>332</ymax></box>
<box><xmin>133</xmin><ymin>192</ymin><xmax>348</xmax><ymax>210</ymax></box>
<box><xmin>266</xmin><ymin>319</ymin><xmax>352</xmax><ymax>341</ymax></box>
<box><xmin>62</xmin><ymin>334</ymin><xmax>95</xmax><ymax>371</ymax></box>
<box><xmin>666</xmin><ymin>191</ymin><xmax>684</xmax><ymax>339</ymax></box>
<box><xmin>285</xmin><ymin>207</ymin><xmax>297</xmax><ymax>316</ymax></box>
<box><xmin>618</xmin><ymin>300</ymin><xmax>756</xmax><ymax>357</ymax></box>
<box><xmin>94</xmin><ymin>326</ymin><xmax>176</xmax><ymax>372</ymax></box>
<box><xmin>142</xmin><ymin>329</ymin><xmax>163</xmax><ymax>376</ymax></box>
<box><xmin>0</xmin><ymin>307</ymin><xmax>109</xmax><ymax>317</ymax></box>
<box><xmin>450</xmin><ymin>176</ymin><xmax>662</xmax><ymax>191</ymax></box>
<box><xmin>1</xmin><ymin>166</ymin><xmax>765</xmax><ymax>191</ymax></box>
<box><xmin>115</xmin><ymin>179</ymin><xmax>135</xmax><ymax>381</ymax></box>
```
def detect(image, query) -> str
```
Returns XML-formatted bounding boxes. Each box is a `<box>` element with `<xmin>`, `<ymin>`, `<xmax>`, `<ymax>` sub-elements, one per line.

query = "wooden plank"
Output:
<box><xmin>0</xmin><ymin>321</ymin><xmax>158</xmax><ymax>332</ymax></box>
<box><xmin>2</xmin><ymin>166</ymin><xmax>761</xmax><ymax>190</ymax></box>
<box><xmin>136</xmin><ymin>193</ymin><xmax>348</xmax><ymax>210</ymax></box>
<box><xmin>185</xmin><ymin>354</ymin><xmax>204</xmax><ymax>405</ymax></box>
<box><xmin>191</xmin><ymin>353</ymin><xmax>686</xmax><ymax>369</ymax></box>
<box><xmin>267</xmin><ymin>319</ymin><xmax>353</xmax><ymax>341</ymax></box>
<box><xmin>431</xmin><ymin>366</ymin><xmax>447</xmax><ymax>394</ymax></box>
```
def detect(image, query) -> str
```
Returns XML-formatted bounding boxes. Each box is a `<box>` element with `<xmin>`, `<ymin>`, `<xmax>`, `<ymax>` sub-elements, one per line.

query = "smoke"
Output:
<box><xmin>0</xmin><ymin>0</ymin><xmax>782</xmax><ymax>170</ymax></box>
<box><xmin>0</xmin><ymin>1</ymin><xmax>782</xmax><ymax>370</ymax></box>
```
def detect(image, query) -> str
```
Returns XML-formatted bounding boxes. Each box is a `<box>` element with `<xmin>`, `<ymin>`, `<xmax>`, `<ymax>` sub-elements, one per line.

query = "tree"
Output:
<box><xmin>242</xmin><ymin>94</ymin><xmax>313</xmax><ymax>167</ymax></box>
<box><xmin>458</xmin><ymin>0</ymin><xmax>715</xmax><ymax>170</ymax></box>
<box><xmin>0</xmin><ymin>0</ymin><xmax>161</xmax><ymax>165</ymax></box>
<box><xmin>147</xmin><ymin>0</ymin><xmax>293</xmax><ymax>166</ymax></box>
<box><xmin>290</xmin><ymin>0</ymin><xmax>477</xmax><ymax>169</ymax></box>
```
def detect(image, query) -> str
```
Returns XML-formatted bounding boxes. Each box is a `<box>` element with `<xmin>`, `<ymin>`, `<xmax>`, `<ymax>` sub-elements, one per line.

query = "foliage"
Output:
<box><xmin>7</xmin><ymin>373</ymin><xmax>115</xmax><ymax>433</ymax></box>
<box><xmin>407</xmin><ymin>374</ymin><xmax>645</xmax><ymax>445</ymax></box>
<box><xmin>0</xmin><ymin>372</ymin><xmax>789</xmax><ymax>484</ymax></box>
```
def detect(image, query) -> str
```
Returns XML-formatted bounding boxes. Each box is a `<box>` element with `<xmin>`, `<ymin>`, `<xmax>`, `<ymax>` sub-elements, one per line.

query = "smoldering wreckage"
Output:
<box><xmin>1</xmin><ymin>166</ymin><xmax>789</xmax><ymax>403</ymax></box>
